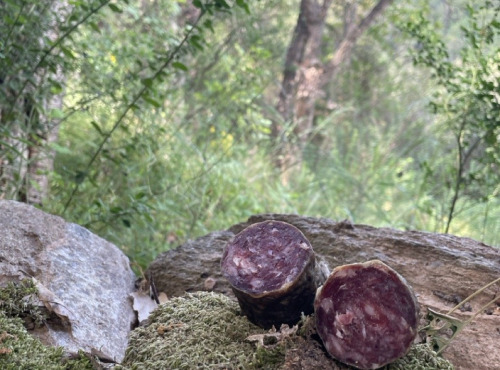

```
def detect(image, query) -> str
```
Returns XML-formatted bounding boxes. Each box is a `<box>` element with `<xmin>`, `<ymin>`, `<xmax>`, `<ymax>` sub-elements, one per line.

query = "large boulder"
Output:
<box><xmin>147</xmin><ymin>213</ymin><xmax>500</xmax><ymax>370</ymax></box>
<box><xmin>0</xmin><ymin>200</ymin><xmax>137</xmax><ymax>362</ymax></box>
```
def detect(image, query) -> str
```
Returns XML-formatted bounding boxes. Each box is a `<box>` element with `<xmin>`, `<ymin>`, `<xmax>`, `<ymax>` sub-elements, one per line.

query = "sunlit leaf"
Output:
<box><xmin>108</xmin><ymin>4</ymin><xmax>123</xmax><ymax>13</ymax></box>
<box><xmin>60</xmin><ymin>45</ymin><xmax>75</xmax><ymax>59</ymax></box>
<box><xmin>90</xmin><ymin>121</ymin><xmax>104</xmax><ymax>136</ymax></box>
<box><xmin>49</xmin><ymin>108</ymin><xmax>65</xmax><ymax>119</ymax></box>
<box><xmin>89</xmin><ymin>21</ymin><xmax>101</xmax><ymax>33</ymax></box>
<box><xmin>142</xmin><ymin>95</ymin><xmax>162</xmax><ymax>108</ymax></box>
<box><xmin>235</xmin><ymin>0</ymin><xmax>250</xmax><ymax>14</ymax></box>
<box><xmin>172</xmin><ymin>61</ymin><xmax>188</xmax><ymax>71</ymax></box>
<box><xmin>141</xmin><ymin>78</ymin><xmax>154</xmax><ymax>88</ymax></box>
<box><xmin>50</xmin><ymin>81</ymin><xmax>63</xmax><ymax>95</ymax></box>
<box><xmin>214</xmin><ymin>0</ymin><xmax>230</xmax><ymax>9</ymax></box>
<box><xmin>74</xmin><ymin>171</ymin><xmax>87</xmax><ymax>184</ymax></box>
<box><xmin>192</xmin><ymin>0</ymin><xmax>203</xmax><ymax>10</ymax></box>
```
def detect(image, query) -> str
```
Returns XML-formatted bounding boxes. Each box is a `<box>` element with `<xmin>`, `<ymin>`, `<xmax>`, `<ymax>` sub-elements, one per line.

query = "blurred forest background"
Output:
<box><xmin>1</xmin><ymin>0</ymin><xmax>499</xmax><ymax>270</ymax></box>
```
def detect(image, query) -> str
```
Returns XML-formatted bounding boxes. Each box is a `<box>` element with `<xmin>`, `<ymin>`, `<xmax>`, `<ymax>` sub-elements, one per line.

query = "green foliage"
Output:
<box><xmin>43</xmin><ymin>0</ymin><xmax>293</xmax><ymax>269</ymax></box>
<box><xmin>399</xmin><ymin>1</ymin><xmax>500</xmax><ymax>232</ymax></box>
<box><xmin>289</xmin><ymin>6</ymin><xmax>443</xmax><ymax>229</ymax></box>
<box><xmin>1</xmin><ymin>0</ymin><xmax>498</xmax><ymax>273</ymax></box>
<box><xmin>59</xmin><ymin>0</ymin><xmax>252</xmax><ymax>213</ymax></box>
<box><xmin>0</xmin><ymin>0</ymin><xmax>112</xmax><ymax>200</ymax></box>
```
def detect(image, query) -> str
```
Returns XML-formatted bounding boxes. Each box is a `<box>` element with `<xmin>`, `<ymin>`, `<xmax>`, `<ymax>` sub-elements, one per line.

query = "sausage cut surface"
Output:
<box><xmin>221</xmin><ymin>220</ymin><xmax>327</xmax><ymax>328</ymax></box>
<box><xmin>314</xmin><ymin>260</ymin><xmax>419</xmax><ymax>369</ymax></box>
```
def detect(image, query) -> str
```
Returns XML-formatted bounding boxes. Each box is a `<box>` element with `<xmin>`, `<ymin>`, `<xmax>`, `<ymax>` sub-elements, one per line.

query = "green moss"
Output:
<box><xmin>254</xmin><ymin>344</ymin><xmax>287</xmax><ymax>369</ymax></box>
<box><xmin>0</xmin><ymin>279</ymin><xmax>46</xmax><ymax>327</ymax></box>
<box><xmin>0</xmin><ymin>310</ymin><xmax>94</xmax><ymax>369</ymax></box>
<box><xmin>387</xmin><ymin>344</ymin><xmax>454</xmax><ymax>370</ymax></box>
<box><xmin>120</xmin><ymin>292</ymin><xmax>454</xmax><ymax>370</ymax></box>
<box><xmin>0</xmin><ymin>280</ymin><xmax>94</xmax><ymax>370</ymax></box>
<box><xmin>119</xmin><ymin>292</ymin><xmax>286</xmax><ymax>369</ymax></box>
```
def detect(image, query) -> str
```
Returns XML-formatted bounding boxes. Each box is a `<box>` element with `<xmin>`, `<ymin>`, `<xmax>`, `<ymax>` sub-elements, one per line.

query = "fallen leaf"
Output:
<box><xmin>158</xmin><ymin>292</ymin><xmax>169</xmax><ymax>304</ymax></box>
<box><xmin>130</xmin><ymin>291</ymin><xmax>158</xmax><ymax>323</ymax></box>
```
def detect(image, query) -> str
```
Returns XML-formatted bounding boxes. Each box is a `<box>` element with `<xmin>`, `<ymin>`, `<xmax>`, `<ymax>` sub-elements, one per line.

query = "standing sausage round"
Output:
<box><xmin>221</xmin><ymin>220</ymin><xmax>328</xmax><ymax>329</ymax></box>
<box><xmin>314</xmin><ymin>260</ymin><xmax>419</xmax><ymax>369</ymax></box>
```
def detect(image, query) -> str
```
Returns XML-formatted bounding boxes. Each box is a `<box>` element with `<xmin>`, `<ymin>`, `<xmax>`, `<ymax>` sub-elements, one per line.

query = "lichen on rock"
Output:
<box><xmin>119</xmin><ymin>291</ymin><xmax>454</xmax><ymax>370</ymax></box>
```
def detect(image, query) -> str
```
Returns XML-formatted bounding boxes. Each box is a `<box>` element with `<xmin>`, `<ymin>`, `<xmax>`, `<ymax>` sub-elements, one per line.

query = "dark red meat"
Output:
<box><xmin>314</xmin><ymin>260</ymin><xmax>419</xmax><ymax>369</ymax></box>
<box><xmin>221</xmin><ymin>220</ymin><xmax>328</xmax><ymax>329</ymax></box>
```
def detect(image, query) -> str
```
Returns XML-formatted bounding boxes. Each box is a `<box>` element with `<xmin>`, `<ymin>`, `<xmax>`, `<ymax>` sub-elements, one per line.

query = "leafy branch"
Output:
<box><xmin>399</xmin><ymin>2</ymin><xmax>500</xmax><ymax>233</ymax></box>
<box><xmin>61</xmin><ymin>0</ymin><xmax>252</xmax><ymax>213</ymax></box>
<box><xmin>62</xmin><ymin>10</ymin><xmax>207</xmax><ymax>214</ymax></box>
<box><xmin>4</xmin><ymin>0</ymin><xmax>112</xmax><ymax>121</ymax></box>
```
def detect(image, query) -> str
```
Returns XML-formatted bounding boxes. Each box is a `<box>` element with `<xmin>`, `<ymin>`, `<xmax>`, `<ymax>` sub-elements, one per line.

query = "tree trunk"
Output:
<box><xmin>272</xmin><ymin>0</ymin><xmax>332</xmax><ymax>179</ymax></box>
<box><xmin>272</xmin><ymin>0</ymin><xmax>394</xmax><ymax>178</ymax></box>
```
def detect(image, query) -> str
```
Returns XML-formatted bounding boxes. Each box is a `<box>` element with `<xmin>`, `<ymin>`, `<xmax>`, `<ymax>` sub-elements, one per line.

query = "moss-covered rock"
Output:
<box><xmin>119</xmin><ymin>292</ymin><xmax>283</xmax><ymax>369</ymax></box>
<box><xmin>0</xmin><ymin>279</ymin><xmax>46</xmax><ymax>327</ymax></box>
<box><xmin>0</xmin><ymin>281</ymin><xmax>93</xmax><ymax>370</ymax></box>
<box><xmin>0</xmin><ymin>311</ymin><xmax>92</xmax><ymax>369</ymax></box>
<box><xmin>120</xmin><ymin>291</ymin><xmax>454</xmax><ymax>370</ymax></box>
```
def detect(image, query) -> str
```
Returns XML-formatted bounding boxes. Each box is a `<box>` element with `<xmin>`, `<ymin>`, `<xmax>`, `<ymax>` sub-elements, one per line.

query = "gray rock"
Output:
<box><xmin>147</xmin><ymin>230</ymin><xmax>235</xmax><ymax>298</ymax></box>
<box><xmin>0</xmin><ymin>200</ymin><xmax>136</xmax><ymax>362</ymax></box>
<box><xmin>147</xmin><ymin>213</ymin><xmax>500</xmax><ymax>370</ymax></box>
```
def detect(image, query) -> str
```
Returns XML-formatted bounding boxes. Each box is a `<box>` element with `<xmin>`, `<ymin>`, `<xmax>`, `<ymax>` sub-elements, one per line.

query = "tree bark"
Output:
<box><xmin>321</xmin><ymin>0</ymin><xmax>394</xmax><ymax>87</ymax></box>
<box><xmin>272</xmin><ymin>0</ymin><xmax>332</xmax><ymax>177</ymax></box>
<box><xmin>272</xmin><ymin>0</ymin><xmax>394</xmax><ymax>177</ymax></box>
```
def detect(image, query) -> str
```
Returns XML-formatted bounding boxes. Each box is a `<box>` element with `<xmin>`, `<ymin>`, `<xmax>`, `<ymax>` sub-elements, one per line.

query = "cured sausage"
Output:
<box><xmin>221</xmin><ymin>220</ymin><xmax>328</xmax><ymax>329</ymax></box>
<box><xmin>314</xmin><ymin>260</ymin><xmax>419</xmax><ymax>369</ymax></box>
